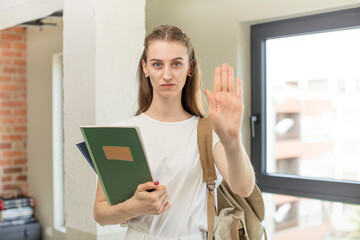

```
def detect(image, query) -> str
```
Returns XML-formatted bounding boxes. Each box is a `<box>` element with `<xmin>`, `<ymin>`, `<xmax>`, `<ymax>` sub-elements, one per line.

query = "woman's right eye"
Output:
<box><xmin>153</xmin><ymin>63</ymin><xmax>162</xmax><ymax>68</ymax></box>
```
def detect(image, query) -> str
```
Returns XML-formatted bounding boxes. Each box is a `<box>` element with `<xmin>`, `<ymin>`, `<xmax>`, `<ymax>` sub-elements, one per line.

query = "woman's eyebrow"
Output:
<box><xmin>149</xmin><ymin>58</ymin><xmax>163</xmax><ymax>62</ymax></box>
<box><xmin>149</xmin><ymin>57</ymin><xmax>184</xmax><ymax>62</ymax></box>
<box><xmin>171</xmin><ymin>57</ymin><xmax>184</xmax><ymax>61</ymax></box>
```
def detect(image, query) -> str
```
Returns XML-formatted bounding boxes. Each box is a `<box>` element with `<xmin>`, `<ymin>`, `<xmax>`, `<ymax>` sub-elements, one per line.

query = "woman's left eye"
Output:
<box><xmin>173</xmin><ymin>62</ymin><xmax>181</xmax><ymax>67</ymax></box>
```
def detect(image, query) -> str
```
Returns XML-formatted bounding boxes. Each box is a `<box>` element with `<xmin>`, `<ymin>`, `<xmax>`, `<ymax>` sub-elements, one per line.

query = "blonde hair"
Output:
<box><xmin>135</xmin><ymin>25</ymin><xmax>204</xmax><ymax>117</ymax></box>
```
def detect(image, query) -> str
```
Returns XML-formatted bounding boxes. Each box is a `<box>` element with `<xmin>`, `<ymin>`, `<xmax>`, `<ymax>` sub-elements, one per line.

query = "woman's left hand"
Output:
<box><xmin>205</xmin><ymin>63</ymin><xmax>244</xmax><ymax>147</ymax></box>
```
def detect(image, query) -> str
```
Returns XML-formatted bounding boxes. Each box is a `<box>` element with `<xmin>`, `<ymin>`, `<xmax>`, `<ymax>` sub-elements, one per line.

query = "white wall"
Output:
<box><xmin>146</xmin><ymin>0</ymin><xmax>360</xmax><ymax>152</ymax></box>
<box><xmin>27</xmin><ymin>19</ymin><xmax>64</xmax><ymax>240</ymax></box>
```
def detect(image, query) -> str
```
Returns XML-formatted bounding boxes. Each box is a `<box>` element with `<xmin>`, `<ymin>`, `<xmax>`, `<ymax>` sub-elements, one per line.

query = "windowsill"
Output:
<box><xmin>54</xmin><ymin>226</ymin><xmax>66</xmax><ymax>234</ymax></box>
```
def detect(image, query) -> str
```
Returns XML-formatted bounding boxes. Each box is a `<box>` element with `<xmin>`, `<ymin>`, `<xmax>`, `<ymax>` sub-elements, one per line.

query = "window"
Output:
<box><xmin>251</xmin><ymin>7</ymin><xmax>360</xmax><ymax>239</ymax></box>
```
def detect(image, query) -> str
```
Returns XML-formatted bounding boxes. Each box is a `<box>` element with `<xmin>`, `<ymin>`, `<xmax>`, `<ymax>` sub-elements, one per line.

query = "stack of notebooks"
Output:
<box><xmin>0</xmin><ymin>196</ymin><xmax>37</xmax><ymax>227</ymax></box>
<box><xmin>77</xmin><ymin>126</ymin><xmax>153</xmax><ymax>205</ymax></box>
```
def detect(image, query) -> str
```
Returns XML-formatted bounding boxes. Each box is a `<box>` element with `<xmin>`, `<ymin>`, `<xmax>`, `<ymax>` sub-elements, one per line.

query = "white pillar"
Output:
<box><xmin>63</xmin><ymin>0</ymin><xmax>145</xmax><ymax>239</ymax></box>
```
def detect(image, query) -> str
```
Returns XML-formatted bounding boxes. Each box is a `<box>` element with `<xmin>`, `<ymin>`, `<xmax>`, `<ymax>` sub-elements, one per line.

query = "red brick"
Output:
<box><xmin>3</xmin><ymin>151</ymin><xmax>23</xmax><ymax>158</ymax></box>
<box><xmin>13</xmin><ymin>77</ymin><xmax>26</xmax><ymax>83</ymax></box>
<box><xmin>1</xmin><ymin>50</ymin><xmax>22</xmax><ymax>57</ymax></box>
<box><xmin>0</xmin><ymin>109</ymin><xmax>11</xmax><ymax>115</ymax></box>
<box><xmin>14</xmin><ymin>159</ymin><xmax>26</xmax><ymax>165</ymax></box>
<box><xmin>0</xmin><ymin>143</ymin><xmax>11</xmax><ymax>149</ymax></box>
<box><xmin>3</xmin><ymin>167</ymin><xmax>22</xmax><ymax>174</ymax></box>
<box><xmin>1</xmin><ymin>34</ymin><xmax>22</xmax><ymax>41</ymax></box>
<box><xmin>14</xmin><ymin>126</ymin><xmax>26</xmax><ymax>132</ymax></box>
<box><xmin>14</xmin><ymin>93</ymin><xmax>26</xmax><ymax>99</ymax></box>
<box><xmin>0</xmin><ymin>159</ymin><xmax>12</xmax><ymax>166</ymax></box>
<box><xmin>0</xmin><ymin>58</ymin><xmax>11</xmax><ymax>64</ymax></box>
<box><xmin>13</xmin><ymin>43</ymin><xmax>26</xmax><ymax>50</ymax></box>
<box><xmin>3</xmin><ymin>67</ymin><xmax>24</xmax><ymax>74</ymax></box>
<box><xmin>3</xmin><ymin>184</ymin><xmax>23</xmax><ymax>191</ymax></box>
<box><xmin>2</xmin><ymin>176</ymin><xmax>12</xmax><ymax>182</ymax></box>
<box><xmin>1</xmin><ymin>117</ymin><xmax>23</xmax><ymax>124</ymax></box>
<box><xmin>12</xmin><ymin>27</ymin><xmax>26</xmax><ymax>34</ymax></box>
<box><xmin>0</xmin><ymin>84</ymin><xmax>22</xmax><ymax>91</ymax></box>
<box><xmin>2</xmin><ymin>135</ymin><xmax>23</xmax><ymax>141</ymax></box>
<box><xmin>13</xmin><ymin>109</ymin><xmax>26</xmax><ymax>115</ymax></box>
<box><xmin>0</xmin><ymin>76</ymin><xmax>11</xmax><ymax>82</ymax></box>
<box><xmin>16</xmin><ymin>175</ymin><xmax>27</xmax><ymax>181</ymax></box>
<box><xmin>1</xmin><ymin>101</ymin><xmax>23</xmax><ymax>108</ymax></box>
<box><xmin>0</xmin><ymin>42</ymin><xmax>11</xmax><ymax>48</ymax></box>
<box><xmin>0</xmin><ymin>92</ymin><xmax>12</xmax><ymax>99</ymax></box>
<box><xmin>13</xmin><ymin>60</ymin><xmax>26</xmax><ymax>66</ymax></box>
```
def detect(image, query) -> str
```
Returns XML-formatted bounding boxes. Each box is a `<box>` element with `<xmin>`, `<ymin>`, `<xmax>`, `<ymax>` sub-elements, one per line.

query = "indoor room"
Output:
<box><xmin>0</xmin><ymin>0</ymin><xmax>359</xmax><ymax>239</ymax></box>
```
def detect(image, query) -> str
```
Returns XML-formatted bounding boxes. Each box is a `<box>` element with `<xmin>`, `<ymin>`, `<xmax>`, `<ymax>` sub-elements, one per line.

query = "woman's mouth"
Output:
<box><xmin>161</xmin><ymin>84</ymin><xmax>175</xmax><ymax>88</ymax></box>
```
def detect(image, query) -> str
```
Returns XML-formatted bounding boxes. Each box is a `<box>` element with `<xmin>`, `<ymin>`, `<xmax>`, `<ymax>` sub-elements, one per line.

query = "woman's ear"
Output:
<box><xmin>142</xmin><ymin>59</ymin><xmax>148</xmax><ymax>76</ymax></box>
<box><xmin>187</xmin><ymin>61</ymin><xmax>194</xmax><ymax>76</ymax></box>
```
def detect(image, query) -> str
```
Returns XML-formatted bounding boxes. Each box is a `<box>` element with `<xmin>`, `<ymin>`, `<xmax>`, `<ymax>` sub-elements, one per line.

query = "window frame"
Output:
<box><xmin>250</xmin><ymin>7</ymin><xmax>360</xmax><ymax>204</ymax></box>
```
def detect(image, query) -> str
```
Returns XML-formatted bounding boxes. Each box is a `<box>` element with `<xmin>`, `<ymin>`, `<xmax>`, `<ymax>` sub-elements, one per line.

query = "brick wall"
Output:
<box><xmin>0</xmin><ymin>27</ymin><xmax>27</xmax><ymax>197</ymax></box>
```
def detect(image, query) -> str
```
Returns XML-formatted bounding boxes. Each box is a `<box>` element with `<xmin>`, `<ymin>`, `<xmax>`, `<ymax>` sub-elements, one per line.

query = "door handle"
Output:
<box><xmin>250</xmin><ymin>115</ymin><xmax>259</xmax><ymax>138</ymax></box>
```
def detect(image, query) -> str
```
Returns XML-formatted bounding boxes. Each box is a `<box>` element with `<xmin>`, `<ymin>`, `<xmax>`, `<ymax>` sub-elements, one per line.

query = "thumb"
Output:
<box><xmin>138</xmin><ymin>181</ymin><xmax>158</xmax><ymax>192</ymax></box>
<box><xmin>205</xmin><ymin>90</ymin><xmax>216</xmax><ymax>113</ymax></box>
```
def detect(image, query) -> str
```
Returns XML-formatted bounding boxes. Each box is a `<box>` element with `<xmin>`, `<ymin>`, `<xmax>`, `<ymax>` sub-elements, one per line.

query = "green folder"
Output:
<box><xmin>80</xmin><ymin>126</ymin><xmax>153</xmax><ymax>205</ymax></box>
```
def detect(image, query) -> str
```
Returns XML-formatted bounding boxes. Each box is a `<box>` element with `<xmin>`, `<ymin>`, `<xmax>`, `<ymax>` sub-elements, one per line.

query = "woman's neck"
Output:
<box><xmin>144</xmin><ymin>96</ymin><xmax>192</xmax><ymax>122</ymax></box>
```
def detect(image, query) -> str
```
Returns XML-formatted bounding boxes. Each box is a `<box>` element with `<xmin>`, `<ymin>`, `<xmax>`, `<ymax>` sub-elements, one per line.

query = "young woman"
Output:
<box><xmin>93</xmin><ymin>25</ymin><xmax>255</xmax><ymax>240</ymax></box>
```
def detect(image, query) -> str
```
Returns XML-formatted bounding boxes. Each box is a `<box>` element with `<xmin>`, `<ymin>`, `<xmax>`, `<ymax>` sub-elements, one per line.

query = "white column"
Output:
<box><xmin>63</xmin><ymin>0</ymin><xmax>145</xmax><ymax>239</ymax></box>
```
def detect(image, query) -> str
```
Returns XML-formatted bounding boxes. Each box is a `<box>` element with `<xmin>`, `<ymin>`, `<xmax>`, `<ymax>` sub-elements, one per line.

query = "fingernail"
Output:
<box><xmin>154</xmin><ymin>181</ymin><xmax>159</xmax><ymax>185</ymax></box>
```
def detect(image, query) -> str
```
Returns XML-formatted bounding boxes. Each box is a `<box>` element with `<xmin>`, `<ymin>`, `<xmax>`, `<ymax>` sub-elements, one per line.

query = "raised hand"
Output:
<box><xmin>204</xmin><ymin>63</ymin><xmax>244</xmax><ymax>147</ymax></box>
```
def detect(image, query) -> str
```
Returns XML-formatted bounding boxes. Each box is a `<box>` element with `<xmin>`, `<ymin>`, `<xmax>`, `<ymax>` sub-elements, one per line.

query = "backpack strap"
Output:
<box><xmin>197</xmin><ymin>118</ymin><xmax>217</xmax><ymax>240</ymax></box>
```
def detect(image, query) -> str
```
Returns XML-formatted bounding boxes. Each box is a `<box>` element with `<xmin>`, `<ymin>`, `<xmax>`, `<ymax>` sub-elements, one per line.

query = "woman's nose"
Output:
<box><xmin>163</xmin><ymin>66</ymin><xmax>172</xmax><ymax>81</ymax></box>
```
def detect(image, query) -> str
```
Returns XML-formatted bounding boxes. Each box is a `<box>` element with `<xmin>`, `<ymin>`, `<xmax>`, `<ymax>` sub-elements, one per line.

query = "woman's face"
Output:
<box><xmin>142</xmin><ymin>40</ymin><xmax>191</xmax><ymax>100</ymax></box>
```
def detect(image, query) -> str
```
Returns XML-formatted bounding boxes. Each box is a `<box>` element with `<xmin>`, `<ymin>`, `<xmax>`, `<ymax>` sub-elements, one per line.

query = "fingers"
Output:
<box><xmin>228</xmin><ymin>66</ymin><xmax>235</xmax><ymax>95</ymax></box>
<box><xmin>236</xmin><ymin>77</ymin><xmax>243</xmax><ymax>99</ymax></box>
<box><xmin>214</xmin><ymin>63</ymin><xmax>236</xmax><ymax>94</ymax></box>
<box><xmin>205</xmin><ymin>90</ymin><xmax>216</xmax><ymax>114</ymax></box>
<box><xmin>221</xmin><ymin>63</ymin><xmax>228</xmax><ymax>92</ymax></box>
<box><xmin>152</xmin><ymin>186</ymin><xmax>170</xmax><ymax>215</ymax></box>
<box><xmin>161</xmin><ymin>201</ymin><xmax>171</xmax><ymax>214</ymax></box>
<box><xmin>159</xmin><ymin>192</ymin><xmax>169</xmax><ymax>210</ymax></box>
<box><xmin>213</xmin><ymin>67</ymin><xmax>221</xmax><ymax>94</ymax></box>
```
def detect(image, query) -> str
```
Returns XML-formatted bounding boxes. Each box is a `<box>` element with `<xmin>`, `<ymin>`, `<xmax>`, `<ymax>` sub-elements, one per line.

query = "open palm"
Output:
<box><xmin>205</xmin><ymin>63</ymin><xmax>244</xmax><ymax>146</ymax></box>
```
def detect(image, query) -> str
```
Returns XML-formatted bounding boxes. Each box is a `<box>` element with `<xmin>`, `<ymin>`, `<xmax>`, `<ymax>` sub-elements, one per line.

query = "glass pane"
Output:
<box><xmin>266</xmin><ymin>28</ymin><xmax>360</xmax><ymax>181</ymax></box>
<box><xmin>263</xmin><ymin>193</ymin><xmax>360</xmax><ymax>240</ymax></box>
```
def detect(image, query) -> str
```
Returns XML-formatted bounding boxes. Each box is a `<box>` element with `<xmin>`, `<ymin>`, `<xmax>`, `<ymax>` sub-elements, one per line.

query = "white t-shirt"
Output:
<box><xmin>109</xmin><ymin>113</ymin><xmax>222</xmax><ymax>239</ymax></box>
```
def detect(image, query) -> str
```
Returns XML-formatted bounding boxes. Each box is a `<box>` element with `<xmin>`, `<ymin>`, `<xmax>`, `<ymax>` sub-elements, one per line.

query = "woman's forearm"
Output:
<box><xmin>94</xmin><ymin>198</ymin><xmax>138</xmax><ymax>226</ymax></box>
<box><xmin>223</xmin><ymin>137</ymin><xmax>255</xmax><ymax>197</ymax></box>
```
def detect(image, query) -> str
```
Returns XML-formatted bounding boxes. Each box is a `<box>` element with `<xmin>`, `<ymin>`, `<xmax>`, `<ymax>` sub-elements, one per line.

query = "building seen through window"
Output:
<box><xmin>264</xmin><ymin>28</ymin><xmax>360</xmax><ymax>239</ymax></box>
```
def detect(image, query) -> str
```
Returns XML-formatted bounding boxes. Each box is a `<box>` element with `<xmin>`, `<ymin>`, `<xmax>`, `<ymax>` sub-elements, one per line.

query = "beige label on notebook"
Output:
<box><xmin>102</xmin><ymin>146</ymin><xmax>133</xmax><ymax>161</ymax></box>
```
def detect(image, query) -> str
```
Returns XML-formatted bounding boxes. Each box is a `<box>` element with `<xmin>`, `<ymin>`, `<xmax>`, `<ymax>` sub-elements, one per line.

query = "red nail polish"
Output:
<box><xmin>154</xmin><ymin>181</ymin><xmax>159</xmax><ymax>185</ymax></box>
